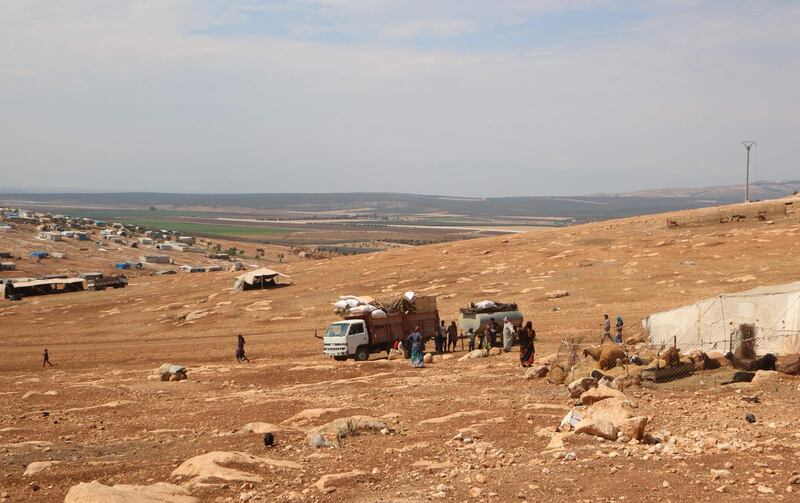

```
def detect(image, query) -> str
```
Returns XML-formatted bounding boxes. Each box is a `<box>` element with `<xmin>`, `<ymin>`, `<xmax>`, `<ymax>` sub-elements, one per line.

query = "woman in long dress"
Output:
<box><xmin>519</xmin><ymin>321</ymin><xmax>535</xmax><ymax>367</ymax></box>
<box><xmin>406</xmin><ymin>326</ymin><xmax>425</xmax><ymax>368</ymax></box>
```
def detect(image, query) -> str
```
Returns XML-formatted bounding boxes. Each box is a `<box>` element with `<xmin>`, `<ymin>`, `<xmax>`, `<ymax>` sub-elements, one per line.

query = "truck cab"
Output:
<box><xmin>323</xmin><ymin>319</ymin><xmax>370</xmax><ymax>361</ymax></box>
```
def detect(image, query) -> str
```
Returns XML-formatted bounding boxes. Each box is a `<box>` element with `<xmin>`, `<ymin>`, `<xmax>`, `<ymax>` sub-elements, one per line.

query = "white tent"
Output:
<box><xmin>234</xmin><ymin>268</ymin><xmax>291</xmax><ymax>291</ymax></box>
<box><xmin>644</xmin><ymin>282</ymin><xmax>800</xmax><ymax>356</ymax></box>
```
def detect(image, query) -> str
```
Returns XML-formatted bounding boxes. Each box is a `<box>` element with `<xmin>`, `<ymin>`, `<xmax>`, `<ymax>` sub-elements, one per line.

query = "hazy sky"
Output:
<box><xmin>1</xmin><ymin>1</ymin><xmax>798</xmax><ymax>196</ymax></box>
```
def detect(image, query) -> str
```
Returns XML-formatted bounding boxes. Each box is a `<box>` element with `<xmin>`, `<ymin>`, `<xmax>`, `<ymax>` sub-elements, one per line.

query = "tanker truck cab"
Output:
<box><xmin>323</xmin><ymin>319</ymin><xmax>370</xmax><ymax>361</ymax></box>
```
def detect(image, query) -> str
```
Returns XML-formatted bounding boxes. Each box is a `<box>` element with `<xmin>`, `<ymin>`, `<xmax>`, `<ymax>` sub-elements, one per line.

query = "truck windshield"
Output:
<box><xmin>325</xmin><ymin>322</ymin><xmax>350</xmax><ymax>337</ymax></box>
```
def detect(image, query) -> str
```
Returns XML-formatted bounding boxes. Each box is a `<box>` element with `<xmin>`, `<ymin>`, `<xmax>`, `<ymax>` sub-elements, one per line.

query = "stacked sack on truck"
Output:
<box><xmin>333</xmin><ymin>295</ymin><xmax>387</xmax><ymax>318</ymax></box>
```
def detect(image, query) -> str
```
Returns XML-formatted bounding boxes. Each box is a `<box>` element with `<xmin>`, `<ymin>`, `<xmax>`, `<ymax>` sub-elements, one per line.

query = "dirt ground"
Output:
<box><xmin>2</xmin><ymin>198</ymin><xmax>800</xmax><ymax>502</ymax></box>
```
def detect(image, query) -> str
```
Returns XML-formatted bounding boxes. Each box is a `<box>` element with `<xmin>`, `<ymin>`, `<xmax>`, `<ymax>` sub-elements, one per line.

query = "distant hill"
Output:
<box><xmin>1</xmin><ymin>180</ymin><xmax>798</xmax><ymax>223</ymax></box>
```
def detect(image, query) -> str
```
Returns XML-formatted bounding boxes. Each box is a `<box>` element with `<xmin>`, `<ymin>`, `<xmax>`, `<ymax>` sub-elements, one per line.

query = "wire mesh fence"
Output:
<box><xmin>547</xmin><ymin>325</ymin><xmax>800</xmax><ymax>390</ymax></box>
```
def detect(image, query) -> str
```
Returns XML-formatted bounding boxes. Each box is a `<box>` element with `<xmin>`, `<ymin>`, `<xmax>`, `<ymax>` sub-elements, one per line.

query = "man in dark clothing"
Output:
<box><xmin>447</xmin><ymin>322</ymin><xmax>459</xmax><ymax>352</ymax></box>
<box><xmin>236</xmin><ymin>334</ymin><xmax>250</xmax><ymax>363</ymax></box>
<box><xmin>42</xmin><ymin>349</ymin><xmax>53</xmax><ymax>367</ymax></box>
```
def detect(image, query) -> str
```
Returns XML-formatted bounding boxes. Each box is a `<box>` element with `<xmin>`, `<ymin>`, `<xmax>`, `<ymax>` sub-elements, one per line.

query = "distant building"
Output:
<box><xmin>140</xmin><ymin>255</ymin><xmax>173</xmax><ymax>264</ymax></box>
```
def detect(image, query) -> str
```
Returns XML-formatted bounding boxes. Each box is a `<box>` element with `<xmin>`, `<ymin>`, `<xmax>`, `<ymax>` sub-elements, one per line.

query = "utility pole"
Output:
<box><xmin>741</xmin><ymin>141</ymin><xmax>756</xmax><ymax>203</ymax></box>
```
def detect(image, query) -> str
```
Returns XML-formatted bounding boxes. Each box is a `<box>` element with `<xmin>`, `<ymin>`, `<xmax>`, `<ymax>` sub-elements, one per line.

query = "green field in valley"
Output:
<box><xmin>119</xmin><ymin>218</ymin><xmax>295</xmax><ymax>237</ymax></box>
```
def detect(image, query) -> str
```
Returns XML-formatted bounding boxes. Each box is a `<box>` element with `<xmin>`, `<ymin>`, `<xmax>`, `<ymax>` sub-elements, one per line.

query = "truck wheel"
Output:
<box><xmin>355</xmin><ymin>346</ymin><xmax>370</xmax><ymax>362</ymax></box>
<box><xmin>333</xmin><ymin>355</ymin><xmax>348</xmax><ymax>362</ymax></box>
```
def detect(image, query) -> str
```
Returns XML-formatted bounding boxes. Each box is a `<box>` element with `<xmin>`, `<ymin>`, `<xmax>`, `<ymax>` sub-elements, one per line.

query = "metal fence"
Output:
<box><xmin>549</xmin><ymin>326</ymin><xmax>800</xmax><ymax>389</ymax></box>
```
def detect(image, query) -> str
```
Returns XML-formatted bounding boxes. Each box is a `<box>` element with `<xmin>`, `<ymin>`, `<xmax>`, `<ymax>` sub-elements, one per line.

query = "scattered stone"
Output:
<box><xmin>459</xmin><ymin>349</ymin><xmax>489</xmax><ymax>361</ymax></box>
<box><xmin>545</xmin><ymin>290</ymin><xmax>569</xmax><ymax>299</ymax></box>
<box><xmin>172</xmin><ymin>451</ymin><xmax>300</xmax><ymax>485</ymax></box>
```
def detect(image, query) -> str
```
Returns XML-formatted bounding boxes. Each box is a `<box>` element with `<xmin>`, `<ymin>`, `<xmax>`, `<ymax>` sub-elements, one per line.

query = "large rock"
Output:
<box><xmin>240</xmin><ymin>422</ymin><xmax>282</xmax><ymax>434</ymax></box>
<box><xmin>575</xmin><ymin>419</ymin><xmax>618</xmax><ymax>440</ymax></box>
<box><xmin>305</xmin><ymin>415</ymin><xmax>386</xmax><ymax>448</ymax></box>
<box><xmin>387</xmin><ymin>349</ymin><xmax>405</xmax><ymax>361</ymax></box>
<box><xmin>619</xmin><ymin>416</ymin><xmax>649</xmax><ymax>440</ymax></box>
<box><xmin>580</xmin><ymin>384</ymin><xmax>626</xmax><ymax>405</ymax></box>
<box><xmin>568</xmin><ymin>377</ymin><xmax>597</xmax><ymax>398</ymax></box>
<box><xmin>525</xmin><ymin>365</ymin><xmax>549</xmax><ymax>380</ymax></box>
<box><xmin>459</xmin><ymin>349</ymin><xmax>489</xmax><ymax>361</ymax></box>
<box><xmin>423</xmin><ymin>353</ymin><xmax>433</xmax><ymax>364</ymax></box>
<box><xmin>172</xmin><ymin>451</ymin><xmax>301</xmax><ymax>485</ymax></box>
<box><xmin>158</xmin><ymin>364</ymin><xmax>187</xmax><ymax>382</ymax></box>
<box><xmin>547</xmin><ymin>365</ymin><xmax>568</xmax><ymax>384</ymax></box>
<box><xmin>751</xmin><ymin>370</ymin><xmax>787</xmax><ymax>385</ymax></box>
<box><xmin>65</xmin><ymin>481</ymin><xmax>197</xmax><ymax>503</ymax></box>
<box><xmin>23</xmin><ymin>460</ymin><xmax>60</xmax><ymax>476</ymax></box>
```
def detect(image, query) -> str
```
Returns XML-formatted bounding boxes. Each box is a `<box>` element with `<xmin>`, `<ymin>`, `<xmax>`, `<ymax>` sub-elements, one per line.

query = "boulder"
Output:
<box><xmin>525</xmin><ymin>365</ymin><xmax>549</xmax><ymax>380</ymax></box>
<box><xmin>751</xmin><ymin>370</ymin><xmax>783</xmax><ymax>385</ymax></box>
<box><xmin>568</xmin><ymin>377</ymin><xmax>597</xmax><ymax>398</ymax></box>
<box><xmin>423</xmin><ymin>353</ymin><xmax>433</xmax><ymax>364</ymax></box>
<box><xmin>546</xmin><ymin>290</ymin><xmax>570</xmax><ymax>299</ymax></box>
<box><xmin>610</xmin><ymin>374</ymin><xmax>641</xmax><ymax>391</ymax></box>
<box><xmin>305</xmin><ymin>415</ymin><xmax>386</xmax><ymax>448</ymax></box>
<box><xmin>580</xmin><ymin>384</ymin><xmax>626</xmax><ymax>405</ymax></box>
<box><xmin>459</xmin><ymin>349</ymin><xmax>489</xmax><ymax>361</ymax></box>
<box><xmin>489</xmin><ymin>347</ymin><xmax>502</xmax><ymax>356</ymax></box>
<box><xmin>619</xmin><ymin>416</ymin><xmax>649</xmax><ymax>441</ymax></box>
<box><xmin>158</xmin><ymin>364</ymin><xmax>187</xmax><ymax>382</ymax></box>
<box><xmin>23</xmin><ymin>460</ymin><xmax>60</xmax><ymax>476</ymax></box>
<box><xmin>65</xmin><ymin>481</ymin><xmax>197</xmax><ymax>503</ymax></box>
<box><xmin>547</xmin><ymin>365</ymin><xmax>568</xmax><ymax>384</ymax></box>
<box><xmin>387</xmin><ymin>349</ymin><xmax>404</xmax><ymax>361</ymax></box>
<box><xmin>575</xmin><ymin>419</ymin><xmax>618</xmax><ymax>440</ymax></box>
<box><xmin>172</xmin><ymin>451</ymin><xmax>301</xmax><ymax>485</ymax></box>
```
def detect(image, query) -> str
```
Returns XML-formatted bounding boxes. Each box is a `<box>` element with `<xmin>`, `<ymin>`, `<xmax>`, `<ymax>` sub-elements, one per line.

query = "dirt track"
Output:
<box><xmin>2</xmin><ymin>199</ymin><xmax>800</xmax><ymax>501</ymax></box>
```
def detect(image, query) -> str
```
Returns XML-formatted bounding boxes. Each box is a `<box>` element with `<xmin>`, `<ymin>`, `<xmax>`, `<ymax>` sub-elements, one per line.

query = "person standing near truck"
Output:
<box><xmin>436</xmin><ymin>320</ymin><xmax>447</xmax><ymax>353</ymax></box>
<box><xmin>482</xmin><ymin>323</ymin><xmax>492</xmax><ymax>350</ymax></box>
<box><xmin>467</xmin><ymin>328</ymin><xmax>476</xmax><ymax>352</ymax></box>
<box><xmin>447</xmin><ymin>321</ymin><xmax>458</xmax><ymax>352</ymax></box>
<box><xmin>502</xmin><ymin>317</ymin><xmax>514</xmax><ymax>352</ymax></box>
<box><xmin>406</xmin><ymin>326</ymin><xmax>425</xmax><ymax>368</ymax></box>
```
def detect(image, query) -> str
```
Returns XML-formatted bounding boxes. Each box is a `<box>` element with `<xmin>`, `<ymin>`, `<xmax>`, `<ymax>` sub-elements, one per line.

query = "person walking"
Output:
<box><xmin>615</xmin><ymin>316</ymin><xmax>624</xmax><ymax>344</ymax></box>
<box><xmin>600</xmin><ymin>314</ymin><xmax>613</xmax><ymax>344</ymax></box>
<box><xmin>236</xmin><ymin>334</ymin><xmax>250</xmax><ymax>363</ymax></box>
<box><xmin>406</xmin><ymin>326</ymin><xmax>425</xmax><ymax>368</ymax></box>
<box><xmin>467</xmin><ymin>328</ymin><xmax>476</xmax><ymax>352</ymax></box>
<box><xmin>447</xmin><ymin>321</ymin><xmax>459</xmax><ymax>352</ymax></box>
<box><xmin>518</xmin><ymin>321</ymin><xmax>536</xmax><ymax>367</ymax></box>
<box><xmin>42</xmin><ymin>349</ymin><xmax>53</xmax><ymax>367</ymax></box>
<box><xmin>502</xmin><ymin>317</ymin><xmax>514</xmax><ymax>352</ymax></box>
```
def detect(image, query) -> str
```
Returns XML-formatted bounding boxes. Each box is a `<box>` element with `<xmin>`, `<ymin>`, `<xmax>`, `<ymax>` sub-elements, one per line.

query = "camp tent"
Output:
<box><xmin>234</xmin><ymin>268</ymin><xmax>291</xmax><ymax>291</ymax></box>
<box><xmin>644</xmin><ymin>282</ymin><xmax>800</xmax><ymax>356</ymax></box>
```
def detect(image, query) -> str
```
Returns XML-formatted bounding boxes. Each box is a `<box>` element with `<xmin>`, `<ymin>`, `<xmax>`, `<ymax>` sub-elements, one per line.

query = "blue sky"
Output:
<box><xmin>0</xmin><ymin>1</ymin><xmax>798</xmax><ymax>195</ymax></box>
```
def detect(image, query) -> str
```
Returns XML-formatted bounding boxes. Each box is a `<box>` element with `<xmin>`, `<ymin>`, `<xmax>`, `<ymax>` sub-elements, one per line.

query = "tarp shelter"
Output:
<box><xmin>1</xmin><ymin>277</ymin><xmax>86</xmax><ymax>299</ymax></box>
<box><xmin>30</xmin><ymin>251</ymin><xmax>49</xmax><ymax>259</ymax></box>
<box><xmin>644</xmin><ymin>282</ymin><xmax>800</xmax><ymax>356</ymax></box>
<box><xmin>234</xmin><ymin>268</ymin><xmax>291</xmax><ymax>291</ymax></box>
<box><xmin>115</xmin><ymin>262</ymin><xmax>131</xmax><ymax>270</ymax></box>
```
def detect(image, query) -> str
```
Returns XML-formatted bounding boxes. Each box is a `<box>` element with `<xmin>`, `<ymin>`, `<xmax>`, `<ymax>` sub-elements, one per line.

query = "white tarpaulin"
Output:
<box><xmin>644</xmin><ymin>282</ymin><xmax>800</xmax><ymax>355</ymax></box>
<box><xmin>234</xmin><ymin>268</ymin><xmax>291</xmax><ymax>290</ymax></box>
